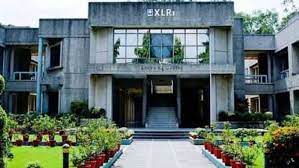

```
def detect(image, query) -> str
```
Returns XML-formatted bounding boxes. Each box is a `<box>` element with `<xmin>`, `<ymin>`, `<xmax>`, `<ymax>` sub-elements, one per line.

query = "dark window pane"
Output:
<box><xmin>50</xmin><ymin>44</ymin><xmax>61</xmax><ymax>67</ymax></box>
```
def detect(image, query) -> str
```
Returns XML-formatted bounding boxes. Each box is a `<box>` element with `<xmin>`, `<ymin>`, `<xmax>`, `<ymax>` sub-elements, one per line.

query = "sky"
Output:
<box><xmin>0</xmin><ymin>0</ymin><xmax>298</xmax><ymax>27</ymax></box>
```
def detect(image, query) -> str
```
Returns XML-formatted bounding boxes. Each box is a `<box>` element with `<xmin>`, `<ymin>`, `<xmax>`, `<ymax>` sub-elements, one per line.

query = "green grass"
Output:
<box><xmin>7</xmin><ymin>146</ymin><xmax>75</xmax><ymax>168</ymax></box>
<box><xmin>254</xmin><ymin>149</ymin><xmax>265</xmax><ymax>168</ymax></box>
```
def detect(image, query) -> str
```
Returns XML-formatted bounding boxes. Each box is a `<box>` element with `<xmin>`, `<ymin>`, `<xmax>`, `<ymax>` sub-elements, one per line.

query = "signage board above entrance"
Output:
<box><xmin>89</xmin><ymin>2</ymin><xmax>234</xmax><ymax>27</ymax></box>
<box><xmin>147</xmin><ymin>9</ymin><xmax>175</xmax><ymax>17</ymax></box>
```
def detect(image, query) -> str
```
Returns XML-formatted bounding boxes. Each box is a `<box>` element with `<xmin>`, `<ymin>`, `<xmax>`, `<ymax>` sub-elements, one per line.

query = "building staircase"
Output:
<box><xmin>132</xmin><ymin>107</ymin><xmax>189</xmax><ymax>139</ymax></box>
<box><xmin>146</xmin><ymin>107</ymin><xmax>178</xmax><ymax>129</ymax></box>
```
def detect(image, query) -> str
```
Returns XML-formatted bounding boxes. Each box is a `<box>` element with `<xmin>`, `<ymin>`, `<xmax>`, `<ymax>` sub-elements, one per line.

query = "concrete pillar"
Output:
<box><xmin>42</xmin><ymin>92</ymin><xmax>49</xmax><ymax>114</ymax></box>
<box><xmin>267</xmin><ymin>94</ymin><xmax>274</xmax><ymax>112</ymax></box>
<box><xmin>176</xmin><ymin>77</ymin><xmax>181</xmax><ymax>126</ymax></box>
<box><xmin>267</xmin><ymin>52</ymin><xmax>272</xmax><ymax>82</ymax></box>
<box><xmin>290</xmin><ymin>90</ymin><xmax>295</xmax><ymax>115</ymax></box>
<box><xmin>272</xmin><ymin>94</ymin><xmax>278</xmax><ymax>119</ymax></box>
<box><xmin>36</xmin><ymin>38</ymin><xmax>43</xmax><ymax>114</ymax></box>
<box><xmin>210</xmin><ymin>75</ymin><xmax>234</xmax><ymax>123</ymax></box>
<box><xmin>294</xmin><ymin>91</ymin><xmax>299</xmax><ymax>114</ymax></box>
<box><xmin>9</xmin><ymin>48</ymin><xmax>14</xmax><ymax>80</ymax></box>
<box><xmin>288</xmin><ymin>45</ymin><xmax>294</xmax><ymax>76</ymax></box>
<box><xmin>8</xmin><ymin>93</ymin><xmax>13</xmax><ymax>113</ymax></box>
<box><xmin>142</xmin><ymin>78</ymin><xmax>147</xmax><ymax>126</ymax></box>
<box><xmin>88</xmin><ymin>75</ymin><xmax>95</xmax><ymax>109</ymax></box>
<box><xmin>89</xmin><ymin>75</ymin><xmax>113</xmax><ymax>120</ymax></box>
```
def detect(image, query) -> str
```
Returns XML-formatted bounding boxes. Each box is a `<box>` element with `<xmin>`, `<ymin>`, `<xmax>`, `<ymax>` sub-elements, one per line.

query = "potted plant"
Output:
<box><xmin>14</xmin><ymin>134</ymin><xmax>23</xmax><ymax>146</ymax></box>
<box><xmin>22</xmin><ymin>132</ymin><xmax>29</xmax><ymax>142</ymax></box>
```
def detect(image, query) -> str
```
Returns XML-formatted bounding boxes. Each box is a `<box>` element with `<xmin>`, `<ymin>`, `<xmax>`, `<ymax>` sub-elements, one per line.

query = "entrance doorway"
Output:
<box><xmin>148</xmin><ymin>76</ymin><xmax>176</xmax><ymax>107</ymax></box>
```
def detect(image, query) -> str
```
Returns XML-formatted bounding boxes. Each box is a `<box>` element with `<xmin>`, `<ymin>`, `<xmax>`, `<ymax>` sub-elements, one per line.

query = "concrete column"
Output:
<box><xmin>142</xmin><ymin>78</ymin><xmax>147</xmax><ymax>126</ymax></box>
<box><xmin>210</xmin><ymin>75</ymin><xmax>234</xmax><ymax>123</ymax></box>
<box><xmin>272</xmin><ymin>94</ymin><xmax>278</xmax><ymax>119</ymax></box>
<box><xmin>267</xmin><ymin>94</ymin><xmax>274</xmax><ymax>112</ymax></box>
<box><xmin>88</xmin><ymin>75</ymin><xmax>95</xmax><ymax>109</ymax></box>
<box><xmin>288</xmin><ymin>45</ymin><xmax>294</xmax><ymax>76</ymax></box>
<box><xmin>176</xmin><ymin>77</ymin><xmax>181</xmax><ymax>126</ymax></box>
<box><xmin>8</xmin><ymin>93</ymin><xmax>13</xmax><ymax>113</ymax></box>
<box><xmin>9</xmin><ymin>48</ymin><xmax>14</xmax><ymax>80</ymax></box>
<box><xmin>36</xmin><ymin>38</ymin><xmax>43</xmax><ymax>114</ymax></box>
<box><xmin>267</xmin><ymin>52</ymin><xmax>272</xmax><ymax>82</ymax></box>
<box><xmin>290</xmin><ymin>90</ymin><xmax>295</xmax><ymax>115</ymax></box>
<box><xmin>42</xmin><ymin>92</ymin><xmax>49</xmax><ymax>114</ymax></box>
<box><xmin>91</xmin><ymin>75</ymin><xmax>113</xmax><ymax>120</ymax></box>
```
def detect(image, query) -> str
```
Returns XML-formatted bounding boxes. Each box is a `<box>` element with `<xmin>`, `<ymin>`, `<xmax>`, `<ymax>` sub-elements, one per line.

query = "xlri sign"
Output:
<box><xmin>147</xmin><ymin>8</ymin><xmax>175</xmax><ymax>17</ymax></box>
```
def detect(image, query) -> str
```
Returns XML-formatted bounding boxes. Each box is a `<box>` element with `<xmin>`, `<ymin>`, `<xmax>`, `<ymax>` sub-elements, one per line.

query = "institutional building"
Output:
<box><xmin>0</xmin><ymin>1</ymin><xmax>298</xmax><ymax>128</ymax></box>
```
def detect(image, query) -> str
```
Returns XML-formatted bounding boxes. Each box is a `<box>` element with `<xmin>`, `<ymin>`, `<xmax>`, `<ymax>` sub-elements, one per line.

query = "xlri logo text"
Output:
<box><xmin>147</xmin><ymin>9</ymin><xmax>175</xmax><ymax>17</ymax></box>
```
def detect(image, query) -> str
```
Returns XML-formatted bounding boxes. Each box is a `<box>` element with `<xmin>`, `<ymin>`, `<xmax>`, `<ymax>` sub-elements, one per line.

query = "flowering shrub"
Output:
<box><xmin>264</xmin><ymin>126</ymin><xmax>299</xmax><ymax>167</ymax></box>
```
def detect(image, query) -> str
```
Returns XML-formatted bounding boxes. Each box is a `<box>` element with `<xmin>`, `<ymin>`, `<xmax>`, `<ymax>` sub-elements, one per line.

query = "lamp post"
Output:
<box><xmin>62</xmin><ymin>144</ymin><xmax>70</xmax><ymax>168</ymax></box>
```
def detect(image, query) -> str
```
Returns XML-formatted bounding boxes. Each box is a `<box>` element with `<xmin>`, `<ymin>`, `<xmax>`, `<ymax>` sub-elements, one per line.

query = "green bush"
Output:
<box><xmin>26</xmin><ymin>161</ymin><xmax>42</xmax><ymax>168</ymax></box>
<box><xmin>74</xmin><ymin>117</ymin><xmax>121</xmax><ymax>166</ymax></box>
<box><xmin>218</xmin><ymin>111</ymin><xmax>273</xmax><ymax>121</ymax></box>
<box><xmin>90</xmin><ymin>107</ymin><xmax>106</xmax><ymax>118</ymax></box>
<box><xmin>70</xmin><ymin>101</ymin><xmax>88</xmax><ymax>117</ymax></box>
<box><xmin>0</xmin><ymin>75</ymin><xmax>5</xmax><ymax>95</ymax></box>
<box><xmin>282</xmin><ymin>114</ymin><xmax>299</xmax><ymax>127</ymax></box>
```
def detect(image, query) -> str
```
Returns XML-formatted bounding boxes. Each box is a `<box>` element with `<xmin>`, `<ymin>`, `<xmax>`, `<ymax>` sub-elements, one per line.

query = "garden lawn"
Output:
<box><xmin>7</xmin><ymin>146</ymin><xmax>75</xmax><ymax>168</ymax></box>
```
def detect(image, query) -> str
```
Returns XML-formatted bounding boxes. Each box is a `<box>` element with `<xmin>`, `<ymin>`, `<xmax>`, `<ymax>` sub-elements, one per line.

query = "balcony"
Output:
<box><xmin>13</xmin><ymin>72</ymin><xmax>37</xmax><ymax>81</ymax></box>
<box><xmin>245</xmin><ymin>75</ymin><xmax>269</xmax><ymax>84</ymax></box>
<box><xmin>280</xmin><ymin>69</ymin><xmax>289</xmax><ymax>80</ymax></box>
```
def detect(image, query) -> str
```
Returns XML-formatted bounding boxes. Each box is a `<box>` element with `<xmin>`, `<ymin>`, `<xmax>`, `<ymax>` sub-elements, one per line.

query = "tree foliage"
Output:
<box><xmin>0</xmin><ymin>75</ymin><xmax>9</xmax><ymax>168</ymax></box>
<box><xmin>173</xmin><ymin>37</ymin><xmax>184</xmax><ymax>63</ymax></box>
<box><xmin>236</xmin><ymin>10</ymin><xmax>279</xmax><ymax>34</ymax></box>
<box><xmin>134</xmin><ymin>32</ymin><xmax>151</xmax><ymax>63</ymax></box>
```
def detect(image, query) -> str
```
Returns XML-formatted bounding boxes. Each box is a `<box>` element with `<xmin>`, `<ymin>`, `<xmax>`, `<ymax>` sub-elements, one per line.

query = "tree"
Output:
<box><xmin>198</xmin><ymin>42</ymin><xmax>209</xmax><ymax>64</ymax></box>
<box><xmin>173</xmin><ymin>37</ymin><xmax>184</xmax><ymax>63</ymax></box>
<box><xmin>236</xmin><ymin>10</ymin><xmax>280</xmax><ymax>34</ymax></box>
<box><xmin>0</xmin><ymin>75</ymin><xmax>9</xmax><ymax>168</ymax></box>
<box><xmin>113</xmin><ymin>38</ymin><xmax>120</xmax><ymax>63</ymax></box>
<box><xmin>134</xmin><ymin>32</ymin><xmax>151</xmax><ymax>63</ymax></box>
<box><xmin>279</xmin><ymin>0</ymin><xmax>298</xmax><ymax>30</ymax></box>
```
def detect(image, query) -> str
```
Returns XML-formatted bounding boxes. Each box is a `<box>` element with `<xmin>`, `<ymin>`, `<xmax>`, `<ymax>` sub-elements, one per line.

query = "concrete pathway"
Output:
<box><xmin>113</xmin><ymin>140</ymin><xmax>215</xmax><ymax>168</ymax></box>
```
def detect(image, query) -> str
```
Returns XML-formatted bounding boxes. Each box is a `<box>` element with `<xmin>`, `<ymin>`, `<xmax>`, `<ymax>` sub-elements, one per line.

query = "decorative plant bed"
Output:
<box><xmin>202</xmin><ymin>149</ymin><xmax>229</xmax><ymax>168</ymax></box>
<box><xmin>189</xmin><ymin>137</ymin><xmax>204</xmax><ymax>145</ymax></box>
<box><xmin>121</xmin><ymin>137</ymin><xmax>133</xmax><ymax>145</ymax></box>
<box><xmin>101</xmin><ymin>149</ymin><xmax>123</xmax><ymax>168</ymax></box>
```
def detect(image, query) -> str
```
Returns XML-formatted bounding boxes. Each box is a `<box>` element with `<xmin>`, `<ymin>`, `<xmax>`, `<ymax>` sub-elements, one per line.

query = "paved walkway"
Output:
<box><xmin>113</xmin><ymin>140</ymin><xmax>215</xmax><ymax>168</ymax></box>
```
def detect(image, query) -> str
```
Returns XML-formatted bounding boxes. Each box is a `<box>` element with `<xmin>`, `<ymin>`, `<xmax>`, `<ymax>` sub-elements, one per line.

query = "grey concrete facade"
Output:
<box><xmin>1</xmin><ymin>1</ymin><xmax>299</xmax><ymax>124</ymax></box>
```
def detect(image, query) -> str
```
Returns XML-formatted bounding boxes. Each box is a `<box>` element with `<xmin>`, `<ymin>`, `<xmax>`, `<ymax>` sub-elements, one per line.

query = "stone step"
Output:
<box><xmin>133</xmin><ymin>130</ymin><xmax>189</xmax><ymax>139</ymax></box>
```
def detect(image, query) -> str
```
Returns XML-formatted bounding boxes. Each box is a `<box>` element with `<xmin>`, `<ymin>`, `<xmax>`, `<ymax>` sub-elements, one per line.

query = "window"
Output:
<box><xmin>113</xmin><ymin>29</ymin><xmax>209</xmax><ymax>64</ymax></box>
<box><xmin>48</xmin><ymin>39</ymin><xmax>62</xmax><ymax>68</ymax></box>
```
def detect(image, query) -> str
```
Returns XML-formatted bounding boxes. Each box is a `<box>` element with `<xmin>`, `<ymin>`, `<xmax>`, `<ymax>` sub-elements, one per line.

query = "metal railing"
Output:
<box><xmin>245</xmin><ymin>75</ymin><xmax>269</xmax><ymax>84</ymax></box>
<box><xmin>280</xmin><ymin>69</ymin><xmax>289</xmax><ymax>79</ymax></box>
<box><xmin>13</xmin><ymin>72</ymin><xmax>37</xmax><ymax>81</ymax></box>
<box><xmin>114</xmin><ymin>57</ymin><xmax>208</xmax><ymax>64</ymax></box>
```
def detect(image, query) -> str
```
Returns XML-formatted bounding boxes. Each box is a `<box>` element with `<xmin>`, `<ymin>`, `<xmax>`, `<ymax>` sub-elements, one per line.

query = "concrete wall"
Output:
<box><xmin>90</xmin><ymin>28</ymin><xmax>113</xmax><ymax>64</ymax></box>
<box><xmin>245</xmin><ymin>84</ymin><xmax>274</xmax><ymax>95</ymax></box>
<box><xmin>89</xmin><ymin>75</ymin><xmax>113</xmax><ymax>119</ymax></box>
<box><xmin>39</xmin><ymin>19</ymin><xmax>90</xmax><ymax>113</ymax></box>
<box><xmin>276</xmin><ymin>14</ymin><xmax>299</xmax><ymax>51</ymax></box>
<box><xmin>233</xmin><ymin>18</ymin><xmax>245</xmax><ymax>100</ymax></box>
<box><xmin>210</xmin><ymin>27</ymin><xmax>233</xmax><ymax>64</ymax></box>
<box><xmin>5</xmin><ymin>28</ymin><xmax>38</xmax><ymax>45</ymax></box>
<box><xmin>0</xmin><ymin>26</ymin><xmax>5</xmax><ymax>46</ymax></box>
<box><xmin>89</xmin><ymin>2</ymin><xmax>234</xmax><ymax>27</ymax></box>
<box><xmin>210</xmin><ymin>75</ymin><xmax>234</xmax><ymax>121</ymax></box>
<box><xmin>244</xmin><ymin>35</ymin><xmax>275</xmax><ymax>51</ymax></box>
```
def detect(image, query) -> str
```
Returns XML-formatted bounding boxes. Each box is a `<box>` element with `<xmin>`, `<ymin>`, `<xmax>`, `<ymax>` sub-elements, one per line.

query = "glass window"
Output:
<box><xmin>114</xmin><ymin>34</ymin><xmax>125</xmax><ymax>46</ymax></box>
<box><xmin>127</xmin><ymin>34</ymin><xmax>137</xmax><ymax>46</ymax></box>
<box><xmin>198</xmin><ymin>34</ymin><xmax>209</xmax><ymax>46</ymax></box>
<box><xmin>186</xmin><ymin>34</ymin><xmax>197</xmax><ymax>45</ymax></box>
<box><xmin>113</xmin><ymin>29</ymin><xmax>209</xmax><ymax>64</ymax></box>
